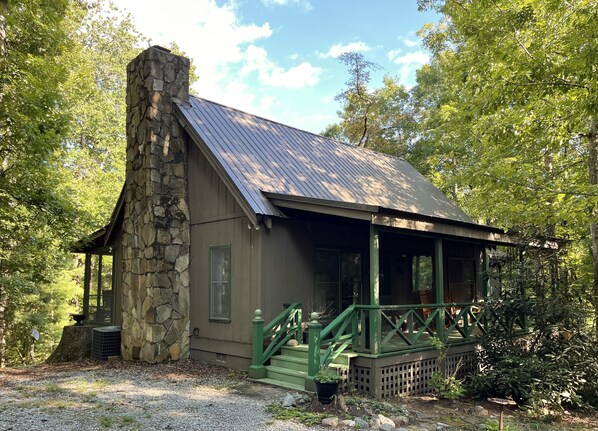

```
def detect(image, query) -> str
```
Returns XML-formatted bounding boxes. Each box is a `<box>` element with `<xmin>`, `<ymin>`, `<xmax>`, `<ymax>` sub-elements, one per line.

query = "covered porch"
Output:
<box><xmin>249</xmin><ymin>213</ymin><xmax>517</xmax><ymax>398</ymax></box>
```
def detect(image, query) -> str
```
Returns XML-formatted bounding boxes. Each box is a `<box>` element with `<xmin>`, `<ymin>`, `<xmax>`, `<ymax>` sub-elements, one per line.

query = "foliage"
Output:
<box><xmin>314</xmin><ymin>369</ymin><xmax>343</xmax><ymax>383</ymax></box>
<box><xmin>429</xmin><ymin>372</ymin><xmax>465</xmax><ymax>400</ymax></box>
<box><xmin>414</xmin><ymin>0</ymin><xmax>598</xmax><ymax>334</ymax></box>
<box><xmin>322</xmin><ymin>52</ymin><xmax>416</xmax><ymax>157</ymax></box>
<box><xmin>428</xmin><ymin>337</ymin><xmax>464</xmax><ymax>400</ymax></box>
<box><xmin>469</xmin><ymin>292</ymin><xmax>598</xmax><ymax>411</ymax></box>
<box><xmin>265</xmin><ymin>403</ymin><xmax>327</xmax><ymax>426</ymax></box>
<box><xmin>0</xmin><ymin>0</ymin><xmax>147</xmax><ymax>366</ymax></box>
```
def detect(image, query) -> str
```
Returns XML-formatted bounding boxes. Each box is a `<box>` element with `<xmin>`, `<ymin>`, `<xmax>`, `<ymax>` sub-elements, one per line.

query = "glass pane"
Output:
<box><xmin>412</xmin><ymin>255</ymin><xmax>433</xmax><ymax>291</ymax></box>
<box><xmin>211</xmin><ymin>282</ymin><xmax>230</xmax><ymax>319</ymax></box>
<box><xmin>210</xmin><ymin>246</ymin><xmax>231</xmax><ymax>319</ymax></box>
<box><xmin>314</xmin><ymin>282</ymin><xmax>338</xmax><ymax>317</ymax></box>
<box><xmin>314</xmin><ymin>249</ymin><xmax>339</xmax><ymax>283</ymax></box>
<box><xmin>341</xmin><ymin>252</ymin><xmax>361</xmax><ymax>309</ymax></box>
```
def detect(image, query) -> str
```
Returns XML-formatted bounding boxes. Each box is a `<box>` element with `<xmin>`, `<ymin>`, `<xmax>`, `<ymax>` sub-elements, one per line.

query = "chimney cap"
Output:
<box><xmin>151</xmin><ymin>45</ymin><xmax>171</xmax><ymax>53</ymax></box>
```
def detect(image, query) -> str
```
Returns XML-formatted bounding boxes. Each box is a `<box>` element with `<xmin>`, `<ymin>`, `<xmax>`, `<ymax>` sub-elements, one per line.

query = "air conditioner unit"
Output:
<box><xmin>92</xmin><ymin>326</ymin><xmax>121</xmax><ymax>361</ymax></box>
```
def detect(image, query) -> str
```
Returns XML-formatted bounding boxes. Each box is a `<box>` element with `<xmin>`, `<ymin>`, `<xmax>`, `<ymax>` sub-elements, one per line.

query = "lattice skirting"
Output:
<box><xmin>348</xmin><ymin>344</ymin><xmax>480</xmax><ymax>399</ymax></box>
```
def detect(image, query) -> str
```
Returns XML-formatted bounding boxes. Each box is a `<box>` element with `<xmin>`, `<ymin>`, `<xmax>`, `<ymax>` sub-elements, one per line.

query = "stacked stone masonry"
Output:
<box><xmin>121</xmin><ymin>46</ymin><xmax>191</xmax><ymax>363</ymax></box>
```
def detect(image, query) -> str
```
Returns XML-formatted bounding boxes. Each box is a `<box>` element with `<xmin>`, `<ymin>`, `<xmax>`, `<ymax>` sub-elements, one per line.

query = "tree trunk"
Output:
<box><xmin>0</xmin><ymin>282</ymin><xmax>6</xmax><ymax>368</ymax></box>
<box><xmin>587</xmin><ymin>118</ymin><xmax>598</xmax><ymax>338</ymax></box>
<box><xmin>0</xmin><ymin>0</ymin><xmax>6</xmax><ymax>73</ymax></box>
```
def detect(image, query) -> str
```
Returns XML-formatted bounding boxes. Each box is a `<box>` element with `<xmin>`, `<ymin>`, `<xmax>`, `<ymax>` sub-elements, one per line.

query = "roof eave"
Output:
<box><xmin>174</xmin><ymin>104</ymin><xmax>263</xmax><ymax>227</ymax></box>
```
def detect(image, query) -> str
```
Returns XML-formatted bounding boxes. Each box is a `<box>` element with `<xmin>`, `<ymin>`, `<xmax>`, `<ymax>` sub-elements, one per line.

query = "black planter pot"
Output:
<box><xmin>314</xmin><ymin>381</ymin><xmax>339</xmax><ymax>404</ymax></box>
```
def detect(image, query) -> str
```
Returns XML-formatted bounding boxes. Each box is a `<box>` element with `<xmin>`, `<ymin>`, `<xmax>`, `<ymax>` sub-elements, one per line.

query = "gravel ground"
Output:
<box><xmin>0</xmin><ymin>360</ymin><xmax>324</xmax><ymax>431</ymax></box>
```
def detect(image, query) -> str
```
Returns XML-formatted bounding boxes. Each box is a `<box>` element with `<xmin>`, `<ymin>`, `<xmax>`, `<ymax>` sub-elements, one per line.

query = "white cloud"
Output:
<box><xmin>261</xmin><ymin>0</ymin><xmax>313</xmax><ymax>11</ymax></box>
<box><xmin>242</xmin><ymin>45</ymin><xmax>321</xmax><ymax>89</ymax></box>
<box><xmin>319</xmin><ymin>41</ymin><xmax>370</xmax><ymax>59</ymax></box>
<box><xmin>386</xmin><ymin>49</ymin><xmax>402</xmax><ymax>61</ymax></box>
<box><xmin>387</xmin><ymin>50</ymin><xmax>430</xmax><ymax>84</ymax></box>
<box><xmin>402</xmin><ymin>38</ymin><xmax>419</xmax><ymax>48</ymax></box>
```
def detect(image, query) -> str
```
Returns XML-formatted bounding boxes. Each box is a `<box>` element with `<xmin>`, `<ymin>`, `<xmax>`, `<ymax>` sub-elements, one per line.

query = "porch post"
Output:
<box><xmin>249</xmin><ymin>309</ymin><xmax>266</xmax><ymax>379</ymax></box>
<box><xmin>82</xmin><ymin>253</ymin><xmax>91</xmax><ymax>320</ymax></box>
<box><xmin>434</xmin><ymin>238</ymin><xmax>445</xmax><ymax>341</ymax></box>
<box><xmin>369</xmin><ymin>224</ymin><xmax>381</xmax><ymax>355</ymax></box>
<box><xmin>482</xmin><ymin>247</ymin><xmax>490</xmax><ymax>298</ymax></box>
<box><xmin>306</xmin><ymin>312</ymin><xmax>322</xmax><ymax>392</ymax></box>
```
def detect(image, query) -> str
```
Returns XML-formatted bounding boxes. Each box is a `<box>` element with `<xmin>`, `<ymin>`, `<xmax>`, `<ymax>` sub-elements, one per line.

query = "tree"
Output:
<box><xmin>415</xmin><ymin>0</ymin><xmax>598</xmax><ymax>332</ymax></box>
<box><xmin>0</xmin><ymin>0</ymin><xmax>77</xmax><ymax>367</ymax></box>
<box><xmin>323</xmin><ymin>53</ymin><xmax>416</xmax><ymax>158</ymax></box>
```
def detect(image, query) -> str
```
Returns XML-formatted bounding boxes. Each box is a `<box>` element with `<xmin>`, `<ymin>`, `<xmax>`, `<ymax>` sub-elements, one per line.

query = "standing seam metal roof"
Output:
<box><xmin>176</xmin><ymin>96</ymin><xmax>475</xmax><ymax>225</ymax></box>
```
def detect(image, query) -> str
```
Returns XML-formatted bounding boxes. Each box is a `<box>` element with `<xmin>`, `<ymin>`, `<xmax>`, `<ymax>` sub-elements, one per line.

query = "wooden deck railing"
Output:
<box><xmin>248</xmin><ymin>303</ymin><xmax>302</xmax><ymax>379</ymax></box>
<box><xmin>250</xmin><ymin>300</ymin><xmax>527</xmax><ymax>385</ymax></box>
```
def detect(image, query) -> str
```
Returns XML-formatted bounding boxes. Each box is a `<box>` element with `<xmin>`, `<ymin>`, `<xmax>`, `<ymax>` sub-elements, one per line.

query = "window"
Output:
<box><xmin>412</xmin><ymin>255</ymin><xmax>433</xmax><ymax>292</ymax></box>
<box><xmin>209</xmin><ymin>245</ymin><xmax>231</xmax><ymax>321</ymax></box>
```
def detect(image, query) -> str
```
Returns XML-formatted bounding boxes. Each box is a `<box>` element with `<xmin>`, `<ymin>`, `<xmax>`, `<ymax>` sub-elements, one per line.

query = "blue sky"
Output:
<box><xmin>112</xmin><ymin>0</ymin><xmax>438</xmax><ymax>133</ymax></box>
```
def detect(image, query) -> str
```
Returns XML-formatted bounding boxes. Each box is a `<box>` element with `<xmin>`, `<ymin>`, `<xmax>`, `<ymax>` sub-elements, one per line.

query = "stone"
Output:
<box><xmin>169</xmin><ymin>342</ymin><xmax>181</xmax><ymax>360</ymax></box>
<box><xmin>282</xmin><ymin>394</ymin><xmax>296</xmax><ymax>407</ymax></box>
<box><xmin>286</xmin><ymin>339</ymin><xmax>298</xmax><ymax>346</ymax></box>
<box><xmin>378</xmin><ymin>414</ymin><xmax>395</xmax><ymax>429</ymax></box>
<box><xmin>154</xmin><ymin>205</ymin><xmax>166</xmax><ymax>217</ymax></box>
<box><xmin>321</xmin><ymin>417</ymin><xmax>339</xmax><ymax>427</ymax></box>
<box><xmin>157</xmin><ymin>229</ymin><xmax>171</xmax><ymax>244</ymax></box>
<box><xmin>381</xmin><ymin>424</ymin><xmax>395</xmax><ymax>431</ymax></box>
<box><xmin>370</xmin><ymin>418</ymin><xmax>381</xmax><ymax>427</ymax></box>
<box><xmin>155</xmin><ymin>304</ymin><xmax>172</xmax><ymax>323</ymax></box>
<box><xmin>436</xmin><ymin>423</ymin><xmax>450</xmax><ymax>431</ymax></box>
<box><xmin>165</xmin><ymin>245</ymin><xmax>181</xmax><ymax>263</ymax></box>
<box><xmin>339</xmin><ymin>419</ymin><xmax>355</xmax><ymax>427</ymax></box>
<box><xmin>473</xmin><ymin>406</ymin><xmax>489</xmax><ymax>417</ymax></box>
<box><xmin>392</xmin><ymin>416</ymin><xmax>409</xmax><ymax>427</ymax></box>
<box><xmin>174</xmin><ymin>254</ymin><xmax>189</xmax><ymax>273</ymax></box>
<box><xmin>354</xmin><ymin>417</ymin><xmax>368</xmax><ymax>429</ymax></box>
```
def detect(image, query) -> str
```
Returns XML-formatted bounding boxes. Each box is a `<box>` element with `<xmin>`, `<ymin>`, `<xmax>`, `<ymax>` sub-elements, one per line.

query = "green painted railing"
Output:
<box><xmin>248</xmin><ymin>303</ymin><xmax>302</xmax><ymax>379</ymax></box>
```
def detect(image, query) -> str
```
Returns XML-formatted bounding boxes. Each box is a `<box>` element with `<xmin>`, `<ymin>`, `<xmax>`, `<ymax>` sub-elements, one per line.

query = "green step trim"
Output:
<box><xmin>281</xmin><ymin>345</ymin><xmax>357</xmax><ymax>366</ymax></box>
<box><xmin>270</xmin><ymin>355</ymin><xmax>308</xmax><ymax>372</ymax></box>
<box><xmin>266</xmin><ymin>365</ymin><xmax>307</xmax><ymax>386</ymax></box>
<box><xmin>250</xmin><ymin>377</ymin><xmax>307</xmax><ymax>392</ymax></box>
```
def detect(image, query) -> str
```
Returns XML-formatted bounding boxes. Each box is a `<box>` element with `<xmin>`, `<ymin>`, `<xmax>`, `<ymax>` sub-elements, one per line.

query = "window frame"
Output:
<box><xmin>209</xmin><ymin>244</ymin><xmax>232</xmax><ymax>322</ymax></box>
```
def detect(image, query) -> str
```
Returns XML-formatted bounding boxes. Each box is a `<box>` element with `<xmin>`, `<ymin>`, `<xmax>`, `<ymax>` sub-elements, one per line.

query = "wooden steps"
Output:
<box><xmin>250</xmin><ymin>344</ymin><xmax>353</xmax><ymax>392</ymax></box>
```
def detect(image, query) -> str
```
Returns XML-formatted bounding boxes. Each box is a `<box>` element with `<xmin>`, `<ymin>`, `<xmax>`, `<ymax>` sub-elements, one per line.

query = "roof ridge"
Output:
<box><xmin>186</xmin><ymin>95</ymin><xmax>407</xmax><ymax>163</ymax></box>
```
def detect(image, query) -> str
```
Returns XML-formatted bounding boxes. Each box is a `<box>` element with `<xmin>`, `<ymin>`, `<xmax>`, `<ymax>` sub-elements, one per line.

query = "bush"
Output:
<box><xmin>469</xmin><ymin>293</ymin><xmax>598</xmax><ymax>411</ymax></box>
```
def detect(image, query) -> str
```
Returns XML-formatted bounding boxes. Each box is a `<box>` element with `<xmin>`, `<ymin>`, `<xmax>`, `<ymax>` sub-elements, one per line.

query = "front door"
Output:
<box><xmin>314</xmin><ymin>249</ymin><xmax>362</xmax><ymax>319</ymax></box>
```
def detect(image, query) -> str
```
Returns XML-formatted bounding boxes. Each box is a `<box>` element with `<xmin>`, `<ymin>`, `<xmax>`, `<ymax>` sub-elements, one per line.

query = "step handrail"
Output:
<box><xmin>249</xmin><ymin>303</ymin><xmax>302</xmax><ymax>379</ymax></box>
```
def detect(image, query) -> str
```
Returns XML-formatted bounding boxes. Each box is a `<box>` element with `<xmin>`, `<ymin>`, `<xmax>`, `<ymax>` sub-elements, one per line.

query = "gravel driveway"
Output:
<box><xmin>0</xmin><ymin>360</ymin><xmax>323</xmax><ymax>431</ymax></box>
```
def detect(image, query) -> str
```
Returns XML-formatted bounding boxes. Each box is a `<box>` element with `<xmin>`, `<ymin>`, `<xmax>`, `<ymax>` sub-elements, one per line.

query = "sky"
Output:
<box><xmin>112</xmin><ymin>0</ymin><xmax>439</xmax><ymax>134</ymax></box>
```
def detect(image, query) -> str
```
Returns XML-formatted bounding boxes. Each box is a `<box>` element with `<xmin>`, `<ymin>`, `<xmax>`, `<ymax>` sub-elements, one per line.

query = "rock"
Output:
<box><xmin>282</xmin><ymin>393</ymin><xmax>295</xmax><ymax>407</ymax></box>
<box><xmin>286</xmin><ymin>339</ymin><xmax>299</xmax><ymax>346</ymax></box>
<box><xmin>336</xmin><ymin>394</ymin><xmax>348</xmax><ymax>411</ymax></box>
<box><xmin>436</xmin><ymin>423</ymin><xmax>450</xmax><ymax>430</ymax></box>
<box><xmin>339</xmin><ymin>419</ymin><xmax>355</xmax><ymax>427</ymax></box>
<box><xmin>381</xmin><ymin>424</ymin><xmax>396</xmax><ymax>431</ymax></box>
<box><xmin>370</xmin><ymin>417</ymin><xmax>381</xmax><ymax>427</ymax></box>
<box><xmin>473</xmin><ymin>405</ymin><xmax>489</xmax><ymax>417</ymax></box>
<box><xmin>322</xmin><ymin>417</ymin><xmax>339</xmax><ymax>427</ymax></box>
<box><xmin>382</xmin><ymin>402</ymin><xmax>395</xmax><ymax>410</ymax></box>
<box><xmin>392</xmin><ymin>415</ymin><xmax>409</xmax><ymax>426</ymax></box>
<box><xmin>377</xmin><ymin>414</ymin><xmax>395</xmax><ymax>428</ymax></box>
<box><xmin>354</xmin><ymin>417</ymin><xmax>368</xmax><ymax>429</ymax></box>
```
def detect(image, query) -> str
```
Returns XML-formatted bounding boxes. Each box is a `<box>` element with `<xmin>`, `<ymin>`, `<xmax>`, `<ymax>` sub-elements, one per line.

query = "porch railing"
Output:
<box><xmin>249</xmin><ymin>300</ymin><xmax>527</xmax><ymax>385</ymax></box>
<box><xmin>248</xmin><ymin>303</ymin><xmax>302</xmax><ymax>379</ymax></box>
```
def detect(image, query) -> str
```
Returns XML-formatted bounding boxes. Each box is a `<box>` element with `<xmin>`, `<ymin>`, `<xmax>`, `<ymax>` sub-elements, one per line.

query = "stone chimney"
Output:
<box><xmin>121</xmin><ymin>46</ymin><xmax>190</xmax><ymax>362</ymax></box>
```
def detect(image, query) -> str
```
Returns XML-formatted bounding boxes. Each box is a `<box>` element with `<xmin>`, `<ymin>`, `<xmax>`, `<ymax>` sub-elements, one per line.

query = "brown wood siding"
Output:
<box><xmin>187</xmin><ymin>141</ymin><xmax>261</xmax><ymax>359</ymax></box>
<box><xmin>188</xmin><ymin>142</ymin><xmax>244</xmax><ymax>222</ymax></box>
<box><xmin>260</xmin><ymin>218</ymin><xmax>313</xmax><ymax>321</ymax></box>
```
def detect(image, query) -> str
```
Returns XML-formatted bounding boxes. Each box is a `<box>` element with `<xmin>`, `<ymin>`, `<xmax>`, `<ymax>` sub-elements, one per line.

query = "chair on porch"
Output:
<box><xmin>419</xmin><ymin>291</ymin><xmax>432</xmax><ymax>320</ymax></box>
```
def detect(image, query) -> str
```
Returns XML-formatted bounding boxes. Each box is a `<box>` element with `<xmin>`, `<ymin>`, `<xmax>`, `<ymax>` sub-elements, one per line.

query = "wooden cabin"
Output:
<box><xmin>74</xmin><ymin>46</ymin><xmax>516</xmax><ymax>399</ymax></box>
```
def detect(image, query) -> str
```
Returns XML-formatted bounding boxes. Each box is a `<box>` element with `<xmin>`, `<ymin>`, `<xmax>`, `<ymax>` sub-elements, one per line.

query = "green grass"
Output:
<box><xmin>100</xmin><ymin>416</ymin><xmax>114</xmax><ymax>428</ymax></box>
<box><xmin>265</xmin><ymin>403</ymin><xmax>328</xmax><ymax>426</ymax></box>
<box><xmin>43</xmin><ymin>383</ymin><xmax>65</xmax><ymax>394</ymax></box>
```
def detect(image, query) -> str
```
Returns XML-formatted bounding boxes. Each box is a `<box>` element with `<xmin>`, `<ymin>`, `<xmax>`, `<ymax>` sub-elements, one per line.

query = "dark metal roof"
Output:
<box><xmin>176</xmin><ymin>96</ymin><xmax>476</xmax><ymax>225</ymax></box>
